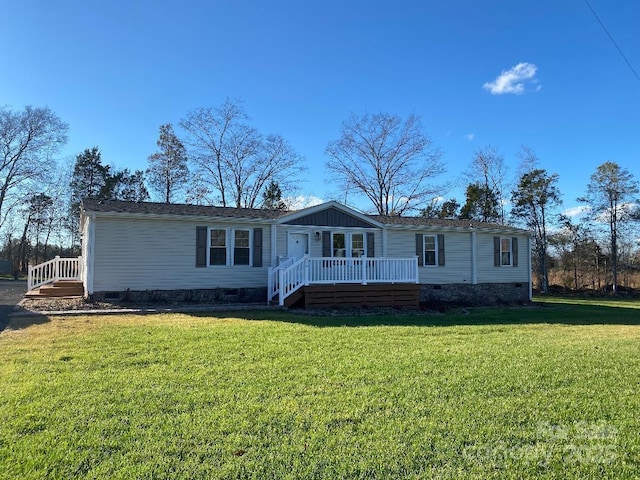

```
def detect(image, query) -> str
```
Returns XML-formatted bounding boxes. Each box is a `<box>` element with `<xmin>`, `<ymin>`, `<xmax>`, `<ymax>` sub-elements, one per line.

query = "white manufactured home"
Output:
<box><xmin>29</xmin><ymin>199</ymin><xmax>532</xmax><ymax>307</ymax></box>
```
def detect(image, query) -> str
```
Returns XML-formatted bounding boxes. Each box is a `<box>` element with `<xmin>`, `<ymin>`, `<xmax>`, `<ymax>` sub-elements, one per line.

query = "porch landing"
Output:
<box><xmin>285</xmin><ymin>283</ymin><xmax>420</xmax><ymax>309</ymax></box>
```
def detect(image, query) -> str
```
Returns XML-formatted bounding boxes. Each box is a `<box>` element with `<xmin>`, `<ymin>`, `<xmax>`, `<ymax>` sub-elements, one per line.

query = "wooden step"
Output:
<box><xmin>25</xmin><ymin>280</ymin><xmax>84</xmax><ymax>298</ymax></box>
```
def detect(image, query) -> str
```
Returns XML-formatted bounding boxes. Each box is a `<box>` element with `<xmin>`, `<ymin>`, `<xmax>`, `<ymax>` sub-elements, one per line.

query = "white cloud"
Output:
<box><xmin>465</xmin><ymin>133</ymin><xmax>475</xmax><ymax>141</ymax></box>
<box><xmin>483</xmin><ymin>62</ymin><xmax>541</xmax><ymax>95</ymax></box>
<box><xmin>285</xmin><ymin>195</ymin><xmax>324</xmax><ymax>210</ymax></box>
<box><xmin>562</xmin><ymin>205</ymin><xmax>590</xmax><ymax>218</ymax></box>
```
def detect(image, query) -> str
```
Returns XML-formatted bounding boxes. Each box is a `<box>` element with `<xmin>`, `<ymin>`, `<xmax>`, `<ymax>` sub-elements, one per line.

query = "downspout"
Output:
<box><xmin>528</xmin><ymin>233</ymin><xmax>533</xmax><ymax>301</ymax></box>
<box><xmin>271</xmin><ymin>224</ymin><xmax>277</xmax><ymax>266</ymax></box>
<box><xmin>83</xmin><ymin>215</ymin><xmax>96</xmax><ymax>296</ymax></box>
<box><xmin>382</xmin><ymin>228</ymin><xmax>388</xmax><ymax>257</ymax></box>
<box><xmin>470</xmin><ymin>230</ymin><xmax>477</xmax><ymax>284</ymax></box>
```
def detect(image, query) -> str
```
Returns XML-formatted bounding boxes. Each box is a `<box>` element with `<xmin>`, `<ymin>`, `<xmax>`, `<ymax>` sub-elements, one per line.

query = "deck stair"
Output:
<box><xmin>25</xmin><ymin>280</ymin><xmax>84</xmax><ymax>298</ymax></box>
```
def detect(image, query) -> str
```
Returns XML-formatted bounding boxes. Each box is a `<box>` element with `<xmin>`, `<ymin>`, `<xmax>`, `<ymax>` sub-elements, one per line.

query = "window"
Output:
<box><xmin>500</xmin><ymin>238</ymin><xmax>511</xmax><ymax>266</ymax></box>
<box><xmin>233</xmin><ymin>229</ymin><xmax>250</xmax><ymax>265</ymax></box>
<box><xmin>351</xmin><ymin>233</ymin><xmax>364</xmax><ymax>258</ymax></box>
<box><xmin>209</xmin><ymin>229</ymin><xmax>226</xmax><ymax>266</ymax></box>
<box><xmin>330</xmin><ymin>232</ymin><xmax>368</xmax><ymax>258</ymax></box>
<box><xmin>332</xmin><ymin>233</ymin><xmax>346</xmax><ymax>257</ymax></box>
<box><xmin>423</xmin><ymin>235</ymin><xmax>437</xmax><ymax>266</ymax></box>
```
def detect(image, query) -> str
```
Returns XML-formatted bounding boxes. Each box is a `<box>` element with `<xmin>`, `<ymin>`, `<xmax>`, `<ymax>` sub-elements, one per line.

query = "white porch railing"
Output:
<box><xmin>269</xmin><ymin>256</ymin><xmax>419</xmax><ymax>306</ymax></box>
<box><xmin>28</xmin><ymin>256</ymin><xmax>82</xmax><ymax>291</ymax></box>
<box><xmin>267</xmin><ymin>257</ymin><xmax>295</xmax><ymax>302</ymax></box>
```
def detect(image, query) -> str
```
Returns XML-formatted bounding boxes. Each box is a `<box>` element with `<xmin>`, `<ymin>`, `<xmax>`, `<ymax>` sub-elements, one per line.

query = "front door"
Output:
<box><xmin>288</xmin><ymin>233</ymin><xmax>309</xmax><ymax>260</ymax></box>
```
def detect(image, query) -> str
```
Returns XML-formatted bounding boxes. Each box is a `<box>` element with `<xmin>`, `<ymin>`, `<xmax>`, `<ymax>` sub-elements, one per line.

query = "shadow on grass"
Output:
<box><xmin>0</xmin><ymin>305</ymin><xmax>50</xmax><ymax>332</ymax></box>
<box><xmin>187</xmin><ymin>299</ymin><xmax>640</xmax><ymax>328</ymax></box>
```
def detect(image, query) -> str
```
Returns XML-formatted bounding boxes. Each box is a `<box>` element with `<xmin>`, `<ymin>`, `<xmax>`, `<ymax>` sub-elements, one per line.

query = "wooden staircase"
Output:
<box><xmin>25</xmin><ymin>280</ymin><xmax>84</xmax><ymax>298</ymax></box>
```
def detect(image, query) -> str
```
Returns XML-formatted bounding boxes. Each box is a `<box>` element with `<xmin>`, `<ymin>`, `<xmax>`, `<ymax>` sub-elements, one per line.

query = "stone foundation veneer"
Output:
<box><xmin>420</xmin><ymin>283</ymin><xmax>530</xmax><ymax>306</ymax></box>
<box><xmin>92</xmin><ymin>287</ymin><xmax>268</xmax><ymax>304</ymax></box>
<box><xmin>91</xmin><ymin>283</ymin><xmax>529</xmax><ymax>307</ymax></box>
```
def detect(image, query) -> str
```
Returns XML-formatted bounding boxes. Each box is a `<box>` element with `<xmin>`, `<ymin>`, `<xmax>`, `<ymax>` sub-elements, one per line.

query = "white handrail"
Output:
<box><xmin>278</xmin><ymin>256</ymin><xmax>307</xmax><ymax>306</ymax></box>
<box><xmin>267</xmin><ymin>257</ymin><xmax>296</xmax><ymax>302</ymax></box>
<box><xmin>307</xmin><ymin>257</ymin><xmax>419</xmax><ymax>284</ymax></box>
<box><xmin>28</xmin><ymin>256</ymin><xmax>82</xmax><ymax>290</ymax></box>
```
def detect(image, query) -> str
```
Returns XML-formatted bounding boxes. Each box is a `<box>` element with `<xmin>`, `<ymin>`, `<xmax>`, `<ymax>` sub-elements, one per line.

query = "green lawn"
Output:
<box><xmin>1</xmin><ymin>298</ymin><xmax>639</xmax><ymax>479</ymax></box>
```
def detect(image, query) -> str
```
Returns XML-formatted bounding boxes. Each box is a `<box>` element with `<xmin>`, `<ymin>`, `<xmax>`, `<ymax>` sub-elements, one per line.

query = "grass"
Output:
<box><xmin>1</xmin><ymin>298</ymin><xmax>639</xmax><ymax>479</ymax></box>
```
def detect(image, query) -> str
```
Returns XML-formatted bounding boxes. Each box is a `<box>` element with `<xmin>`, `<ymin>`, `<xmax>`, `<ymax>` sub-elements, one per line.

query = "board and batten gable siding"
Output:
<box><xmin>476</xmin><ymin>232</ymin><xmax>529</xmax><ymax>283</ymax></box>
<box><xmin>282</xmin><ymin>207</ymin><xmax>378</xmax><ymax>228</ymax></box>
<box><xmin>385</xmin><ymin>229</ymin><xmax>473</xmax><ymax>284</ymax></box>
<box><xmin>92</xmin><ymin>217</ymin><xmax>272</xmax><ymax>292</ymax></box>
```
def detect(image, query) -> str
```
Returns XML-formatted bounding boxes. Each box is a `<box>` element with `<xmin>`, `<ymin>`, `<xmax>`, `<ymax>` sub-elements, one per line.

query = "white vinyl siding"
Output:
<box><xmin>386</xmin><ymin>229</ymin><xmax>470</xmax><ymax>284</ymax></box>
<box><xmin>385</xmin><ymin>229</ymin><xmax>529</xmax><ymax>285</ymax></box>
<box><xmin>476</xmin><ymin>234</ymin><xmax>528</xmax><ymax>283</ymax></box>
<box><xmin>92</xmin><ymin>217</ymin><xmax>271</xmax><ymax>292</ymax></box>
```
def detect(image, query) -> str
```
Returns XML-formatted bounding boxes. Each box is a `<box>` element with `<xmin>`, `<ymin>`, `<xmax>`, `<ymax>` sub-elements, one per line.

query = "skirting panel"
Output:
<box><xmin>301</xmin><ymin>283</ymin><xmax>420</xmax><ymax>309</ymax></box>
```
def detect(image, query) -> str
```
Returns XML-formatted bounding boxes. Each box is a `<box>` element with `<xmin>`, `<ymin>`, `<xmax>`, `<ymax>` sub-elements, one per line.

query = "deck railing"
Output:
<box><xmin>28</xmin><ymin>256</ymin><xmax>82</xmax><ymax>291</ymax></box>
<box><xmin>271</xmin><ymin>256</ymin><xmax>419</xmax><ymax>306</ymax></box>
<box><xmin>267</xmin><ymin>257</ymin><xmax>295</xmax><ymax>302</ymax></box>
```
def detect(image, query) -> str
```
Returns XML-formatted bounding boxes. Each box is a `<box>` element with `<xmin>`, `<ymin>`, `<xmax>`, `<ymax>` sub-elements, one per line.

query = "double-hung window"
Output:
<box><xmin>332</xmin><ymin>233</ymin><xmax>346</xmax><ymax>257</ymax></box>
<box><xmin>233</xmin><ymin>229</ymin><xmax>251</xmax><ymax>265</ymax></box>
<box><xmin>500</xmin><ymin>238</ymin><xmax>512</xmax><ymax>266</ymax></box>
<box><xmin>351</xmin><ymin>233</ymin><xmax>364</xmax><ymax>258</ymax></box>
<box><xmin>209</xmin><ymin>229</ymin><xmax>227</xmax><ymax>266</ymax></box>
<box><xmin>331</xmin><ymin>232</ymin><xmax>367</xmax><ymax>258</ymax></box>
<box><xmin>423</xmin><ymin>235</ymin><xmax>437</xmax><ymax>266</ymax></box>
<box><xmin>208</xmin><ymin>228</ymin><xmax>252</xmax><ymax>266</ymax></box>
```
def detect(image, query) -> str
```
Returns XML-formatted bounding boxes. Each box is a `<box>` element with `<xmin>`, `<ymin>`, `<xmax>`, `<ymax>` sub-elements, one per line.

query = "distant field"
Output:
<box><xmin>1</xmin><ymin>298</ymin><xmax>639</xmax><ymax>479</ymax></box>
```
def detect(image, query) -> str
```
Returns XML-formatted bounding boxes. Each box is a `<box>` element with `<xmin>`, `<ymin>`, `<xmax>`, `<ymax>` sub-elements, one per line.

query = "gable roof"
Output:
<box><xmin>81</xmin><ymin>198</ymin><xmax>528</xmax><ymax>233</ymax></box>
<box><xmin>82</xmin><ymin>198</ymin><xmax>290</xmax><ymax>220</ymax></box>
<box><xmin>277</xmin><ymin>201</ymin><xmax>383</xmax><ymax>228</ymax></box>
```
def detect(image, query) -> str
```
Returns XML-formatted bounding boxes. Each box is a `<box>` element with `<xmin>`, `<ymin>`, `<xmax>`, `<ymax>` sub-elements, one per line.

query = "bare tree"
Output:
<box><xmin>180</xmin><ymin>99</ymin><xmax>244</xmax><ymax>207</ymax></box>
<box><xmin>180</xmin><ymin>99</ymin><xmax>305</xmax><ymax>208</ymax></box>
<box><xmin>465</xmin><ymin>145</ymin><xmax>508</xmax><ymax>223</ymax></box>
<box><xmin>147</xmin><ymin>123</ymin><xmax>189</xmax><ymax>203</ymax></box>
<box><xmin>0</xmin><ymin>106</ymin><xmax>68</xmax><ymax>224</ymax></box>
<box><xmin>579</xmin><ymin>161</ymin><xmax>639</xmax><ymax>293</ymax></box>
<box><xmin>326</xmin><ymin>112</ymin><xmax>444</xmax><ymax>215</ymax></box>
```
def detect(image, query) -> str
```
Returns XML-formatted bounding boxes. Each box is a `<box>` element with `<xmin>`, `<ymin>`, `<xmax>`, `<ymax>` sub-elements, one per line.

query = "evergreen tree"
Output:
<box><xmin>146</xmin><ymin>123</ymin><xmax>189</xmax><ymax>203</ymax></box>
<box><xmin>261</xmin><ymin>180</ymin><xmax>287</xmax><ymax>210</ymax></box>
<box><xmin>511</xmin><ymin>168</ymin><xmax>562</xmax><ymax>293</ymax></box>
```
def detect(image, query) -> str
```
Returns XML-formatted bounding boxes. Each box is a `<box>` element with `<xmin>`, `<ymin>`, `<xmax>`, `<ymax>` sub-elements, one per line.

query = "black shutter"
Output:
<box><xmin>493</xmin><ymin>236</ymin><xmax>500</xmax><ymax>267</ymax></box>
<box><xmin>253</xmin><ymin>228</ymin><xmax>262</xmax><ymax>267</ymax></box>
<box><xmin>322</xmin><ymin>231</ymin><xmax>331</xmax><ymax>257</ymax></box>
<box><xmin>415</xmin><ymin>234</ymin><xmax>423</xmax><ymax>266</ymax></box>
<box><xmin>366</xmin><ymin>232</ymin><xmax>375</xmax><ymax>257</ymax></box>
<box><xmin>437</xmin><ymin>234</ymin><xmax>445</xmax><ymax>266</ymax></box>
<box><xmin>196</xmin><ymin>226</ymin><xmax>207</xmax><ymax>267</ymax></box>
<box><xmin>512</xmin><ymin>237</ymin><xmax>518</xmax><ymax>267</ymax></box>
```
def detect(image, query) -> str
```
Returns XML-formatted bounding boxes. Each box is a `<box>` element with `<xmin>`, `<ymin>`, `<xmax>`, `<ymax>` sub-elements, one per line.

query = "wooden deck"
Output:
<box><xmin>285</xmin><ymin>283</ymin><xmax>420</xmax><ymax>309</ymax></box>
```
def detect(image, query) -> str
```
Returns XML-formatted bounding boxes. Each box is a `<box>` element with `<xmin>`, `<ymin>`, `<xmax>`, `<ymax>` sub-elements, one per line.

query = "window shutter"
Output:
<box><xmin>493</xmin><ymin>236</ymin><xmax>500</xmax><ymax>267</ymax></box>
<box><xmin>366</xmin><ymin>232</ymin><xmax>375</xmax><ymax>257</ymax></box>
<box><xmin>322</xmin><ymin>231</ymin><xmax>331</xmax><ymax>257</ymax></box>
<box><xmin>512</xmin><ymin>237</ymin><xmax>518</xmax><ymax>267</ymax></box>
<box><xmin>415</xmin><ymin>234</ymin><xmax>423</xmax><ymax>266</ymax></box>
<box><xmin>196</xmin><ymin>226</ymin><xmax>207</xmax><ymax>268</ymax></box>
<box><xmin>253</xmin><ymin>228</ymin><xmax>262</xmax><ymax>267</ymax></box>
<box><xmin>437</xmin><ymin>234</ymin><xmax>445</xmax><ymax>266</ymax></box>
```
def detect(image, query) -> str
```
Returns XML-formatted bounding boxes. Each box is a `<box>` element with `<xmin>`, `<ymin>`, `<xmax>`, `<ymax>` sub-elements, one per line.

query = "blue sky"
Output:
<box><xmin>2</xmin><ymin>0</ymin><xmax>639</xmax><ymax>214</ymax></box>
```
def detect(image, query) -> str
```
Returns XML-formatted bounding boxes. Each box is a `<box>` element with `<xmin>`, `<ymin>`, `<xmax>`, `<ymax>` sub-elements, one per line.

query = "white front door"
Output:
<box><xmin>288</xmin><ymin>233</ymin><xmax>309</xmax><ymax>260</ymax></box>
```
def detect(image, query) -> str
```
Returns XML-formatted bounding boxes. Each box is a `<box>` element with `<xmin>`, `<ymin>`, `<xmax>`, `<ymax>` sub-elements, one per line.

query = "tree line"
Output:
<box><xmin>0</xmin><ymin>102</ymin><xmax>638</xmax><ymax>294</ymax></box>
